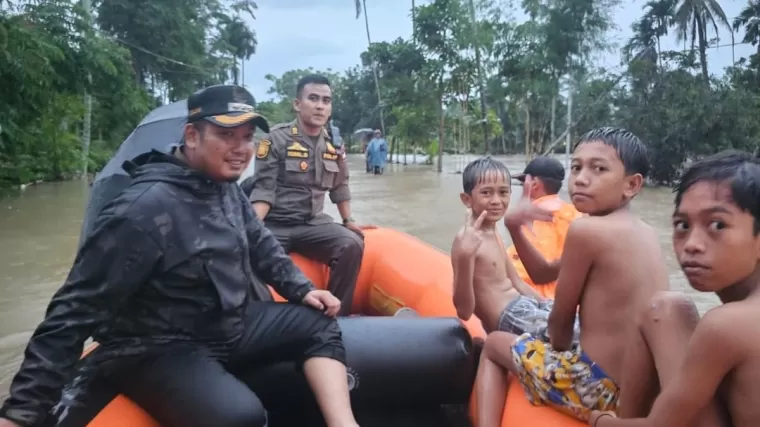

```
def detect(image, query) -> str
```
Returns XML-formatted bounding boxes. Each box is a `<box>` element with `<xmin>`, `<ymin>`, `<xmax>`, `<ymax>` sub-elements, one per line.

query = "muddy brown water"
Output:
<box><xmin>0</xmin><ymin>154</ymin><xmax>718</xmax><ymax>398</ymax></box>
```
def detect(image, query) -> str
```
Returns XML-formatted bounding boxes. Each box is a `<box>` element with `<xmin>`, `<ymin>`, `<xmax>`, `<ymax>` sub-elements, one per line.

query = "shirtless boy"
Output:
<box><xmin>590</xmin><ymin>150</ymin><xmax>760</xmax><ymax>427</ymax></box>
<box><xmin>452</xmin><ymin>157</ymin><xmax>580</xmax><ymax>344</ymax></box>
<box><xmin>452</xmin><ymin>157</ymin><xmax>557</xmax><ymax>334</ymax></box>
<box><xmin>474</xmin><ymin>127</ymin><xmax>670</xmax><ymax>427</ymax></box>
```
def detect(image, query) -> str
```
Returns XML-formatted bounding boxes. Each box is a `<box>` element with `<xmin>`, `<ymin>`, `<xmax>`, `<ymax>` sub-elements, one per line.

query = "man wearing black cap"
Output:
<box><xmin>0</xmin><ymin>85</ymin><xmax>360</xmax><ymax>427</ymax></box>
<box><xmin>513</xmin><ymin>155</ymin><xmax>566</xmax><ymax>189</ymax></box>
<box><xmin>507</xmin><ymin>156</ymin><xmax>582</xmax><ymax>298</ymax></box>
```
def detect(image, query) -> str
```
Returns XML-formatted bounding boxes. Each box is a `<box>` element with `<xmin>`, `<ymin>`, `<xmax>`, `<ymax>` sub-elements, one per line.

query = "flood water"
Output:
<box><xmin>0</xmin><ymin>153</ymin><xmax>719</xmax><ymax>398</ymax></box>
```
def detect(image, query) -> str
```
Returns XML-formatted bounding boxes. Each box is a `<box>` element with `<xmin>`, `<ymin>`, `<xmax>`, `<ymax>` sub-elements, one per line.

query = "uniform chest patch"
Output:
<box><xmin>287</xmin><ymin>141</ymin><xmax>309</xmax><ymax>158</ymax></box>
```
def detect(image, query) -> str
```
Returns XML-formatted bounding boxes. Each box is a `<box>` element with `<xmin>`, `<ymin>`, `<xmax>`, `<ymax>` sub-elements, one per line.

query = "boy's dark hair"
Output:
<box><xmin>462</xmin><ymin>157</ymin><xmax>510</xmax><ymax>194</ymax></box>
<box><xmin>576</xmin><ymin>127</ymin><xmax>649</xmax><ymax>178</ymax></box>
<box><xmin>675</xmin><ymin>150</ymin><xmax>760</xmax><ymax>234</ymax></box>
<box><xmin>296</xmin><ymin>74</ymin><xmax>331</xmax><ymax>98</ymax></box>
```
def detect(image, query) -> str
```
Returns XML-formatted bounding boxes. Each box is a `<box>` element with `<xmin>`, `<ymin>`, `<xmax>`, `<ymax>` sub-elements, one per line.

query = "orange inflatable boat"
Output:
<box><xmin>66</xmin><ymin>102</ymin><xmax>585</xmax><ymax>427</ymax></box>
<box><xmin>68</xmin><ymin>227</ymin><xmax>583</xmax><ymax>427</ymax></box>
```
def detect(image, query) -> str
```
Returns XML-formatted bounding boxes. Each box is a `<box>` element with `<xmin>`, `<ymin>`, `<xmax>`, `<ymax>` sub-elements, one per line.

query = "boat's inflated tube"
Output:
<box><xmin>56</xmin><ymin>316</ymin><xmax>478</xmax><ymax>427</ymax></box>
<box><xmin>243</xmin><ymin>316</ymin><xmax>479</xmax><ymax>412</ymax></box>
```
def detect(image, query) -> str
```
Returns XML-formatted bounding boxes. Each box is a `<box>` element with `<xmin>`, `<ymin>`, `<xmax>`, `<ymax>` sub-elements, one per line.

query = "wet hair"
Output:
<box><xmin>675</xmin><ymin>150</ymin><xmax>760</xmax><ymax>234</ymax></box>
<box><xmin>538</xmin><ymin>177</ymin><xmax>562</xmax><ymax>195</ymax></box>
<box><xmin>462</xmin><ymin>157</ymin><xmax>510</xmax><ymax>194</ymax></box>
<box><xmin>296</xmin><ymin>74</ymin><xmax>331</xmax><ymax>98</ymax></box>
<box><xmin>576</xmin><ymin>127</ymin><xmax>649</xmax><ymax>178</ymax></box>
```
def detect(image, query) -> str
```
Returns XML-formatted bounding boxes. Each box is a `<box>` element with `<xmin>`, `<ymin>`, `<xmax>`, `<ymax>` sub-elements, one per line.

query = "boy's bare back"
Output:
<box><xmin>563</xmin><ymin>210</ymin><xmax>669</xmax><ymax>382</ymax></box>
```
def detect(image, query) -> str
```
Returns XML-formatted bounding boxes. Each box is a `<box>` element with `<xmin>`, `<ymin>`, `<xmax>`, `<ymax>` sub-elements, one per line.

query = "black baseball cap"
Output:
<box><xmin>514</xmin><ymin>156</ymin><xmax>565</xmax><ymax>182</ymax></box>
<box><xmin>186</xmin><ymin>85</ymin><xmax>270</xmax><ymax>132</ymax></box>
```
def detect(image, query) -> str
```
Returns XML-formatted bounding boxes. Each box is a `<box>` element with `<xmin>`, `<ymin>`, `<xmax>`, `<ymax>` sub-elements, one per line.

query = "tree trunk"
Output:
<box><xmin>412</xmin><ymin>0</ymin><xmax>416</xmax><ymax>43</ymax></box>
<box><xmin>437</xmin><ymin>78</ymin><xmax>444</xmax><ymax>173</ymax></box>
<box><xmin>656</xmin><ymin>37</ymin><xmax>662</xmax><ymax>69</ymax></box>
<box><xmin>696</xmin><ymin>17</ymin><xmax>709</xmax><ymax>85</ymax></box>
<box><xmin>466</xmin><ymin>0</ymin><xmax>489</xmax><ymax>154</ymax></box>
<box><xmin>362</xmin><ymin>0</ymin><xmax>386</xmax><ymax>136</ymax></box>
<box><xmin>524</xmin><ymin>105</ymin><xmax>530</xmax><ymax>159</ymax></box>
<box><xmin>550</xmin><ymin>95</ymin><xmax>556</xmax><ymax>143</ymax></box>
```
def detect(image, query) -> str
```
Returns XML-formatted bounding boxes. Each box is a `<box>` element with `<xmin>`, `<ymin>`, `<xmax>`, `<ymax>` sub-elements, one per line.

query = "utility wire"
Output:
<box><xmin>112</xmin><ymin>37</ymin><xmax>214</xmax><ymax>74</ymax></box>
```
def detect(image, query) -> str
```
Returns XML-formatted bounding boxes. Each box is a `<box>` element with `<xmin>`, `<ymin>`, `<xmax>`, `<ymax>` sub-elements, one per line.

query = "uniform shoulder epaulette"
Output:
<box><xmin>269</xmin><ymin>121</ymin><xmax>293</xmax><ymax>133</ymax></box>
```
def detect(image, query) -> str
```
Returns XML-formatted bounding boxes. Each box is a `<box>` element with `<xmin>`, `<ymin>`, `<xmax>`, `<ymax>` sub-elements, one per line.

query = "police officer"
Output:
<box><xmin>249</xmin><ymin>74</ymin><xmax>370</xmax><ymax>316</ymax></box>
<box><xmin>0</xmin><ymin>85</ymin><xmax>359</xmax><ymax>427</ymax></box>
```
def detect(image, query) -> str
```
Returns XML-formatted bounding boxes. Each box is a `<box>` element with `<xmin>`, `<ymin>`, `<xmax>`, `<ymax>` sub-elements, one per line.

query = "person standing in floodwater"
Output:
<box><xmin>366</xmin><ymin>129</ymin><xmax>388</xmax><ymax>175</ymax></box>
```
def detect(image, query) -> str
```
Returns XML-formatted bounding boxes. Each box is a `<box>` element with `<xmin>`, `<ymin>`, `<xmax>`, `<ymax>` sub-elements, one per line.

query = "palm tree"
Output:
<box><xmin>354</xmin><ymin>0</ymin><xmax>386</xmax><ymax>136</ymax></box>
<box><xmin>624</xmin><ymin>16</ymin><xmax>659</xmax><ymax>64</ymax></box>
<box><xmin>412</xmin><ymin>0</ymin><xmax>416</xmax><ymax>45</ymax></box>
<box><xmin>224</xmin><ymin>16</ymin><xmax>256</xmax><ymax>86</ymax></box>
<box><xmin>733</xmin><ymin>0</ymin><xmax>760</xmax><ymax>55</ymax></box>
<box><xmin>643</xmin><ymin>0</ymin><xmax>677</xmax><ymax>67</ymax></box>
<box><xmin>672</xmin><ymin>0</ymin><xmax>731</xmax><ymax>84</ymax></box>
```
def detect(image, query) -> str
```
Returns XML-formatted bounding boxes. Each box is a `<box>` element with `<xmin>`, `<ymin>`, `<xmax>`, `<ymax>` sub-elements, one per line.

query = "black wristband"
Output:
<box><xmin>342</xmin><ymin>217</ymin><xmax>354</xmax><ymax>225</ymax></box>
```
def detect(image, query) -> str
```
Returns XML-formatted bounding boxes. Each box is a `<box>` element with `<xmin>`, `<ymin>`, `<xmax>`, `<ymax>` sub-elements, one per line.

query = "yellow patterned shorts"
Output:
<box><xmin>510</xmin><ymin>333</ymin><xmax>620</xmax><ymax>421</ymax></box>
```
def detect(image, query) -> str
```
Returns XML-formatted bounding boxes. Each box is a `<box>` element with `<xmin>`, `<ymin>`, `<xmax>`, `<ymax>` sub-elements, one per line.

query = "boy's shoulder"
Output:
<box><xmin>704</xmin><ymin>299</ymin><xmax>760</xmax><ymax>325</ymax></box>
<box><xmin>565</xmin><ymin>215</ymin><xmax>608</xmax><ymax>241</ymax></box>
<box><xmin>569</xmin><ymin>211</ymin><xmax>650</xmax><ymax>236</ymax></box>
<box><xmin>564</xmin><ymin>214</ymin><xmax>650</xmax><ymax>256</ymax></box>
<box><xmin>694</xmin><ymin>303</ymin><xmax>754</xmax><ymax>355</ymax></box>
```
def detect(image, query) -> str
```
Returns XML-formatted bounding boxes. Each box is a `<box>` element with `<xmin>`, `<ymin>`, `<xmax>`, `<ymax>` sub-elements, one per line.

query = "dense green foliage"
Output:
<box><xmin>2</xmin><ymin>0</ymin><xmax>760</xmax><ymax>187</ymax></box>
<box><xmin>261</xmin><ymin>0</ymin><xmax>760</xmax><ymax>182</ymax></box>
<box><xmin>0</xmin><ymin>0</ymin><xmax>257</xmax><ymax>187</ymax></box>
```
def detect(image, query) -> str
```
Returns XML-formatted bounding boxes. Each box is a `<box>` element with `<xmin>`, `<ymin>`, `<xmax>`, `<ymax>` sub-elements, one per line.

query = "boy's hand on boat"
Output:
<box><xmin>504</xmin><ymin>175</ymin><xmax>555</xmax><ymax>229</ymax></box>
<box><xmin>302</xmin><ymin>290</ymin><xmax>341</xmax><ymax>317</ymax></box>
<box><xmin>0</xmin><ymin>419</ymin><xmax>21</xmax><ymax>427</ymax></box>
<box><xmin>588</xmin><ymin>410</ymin><xmax>616</xmax><ymax>426</ymax></box>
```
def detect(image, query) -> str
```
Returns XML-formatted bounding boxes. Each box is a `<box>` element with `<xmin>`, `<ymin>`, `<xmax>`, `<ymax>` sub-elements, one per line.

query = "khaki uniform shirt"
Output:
<box><xmin>249</xmin><ymin>119</ymin><xmax>350</xmax><ymax>225</ymax></box>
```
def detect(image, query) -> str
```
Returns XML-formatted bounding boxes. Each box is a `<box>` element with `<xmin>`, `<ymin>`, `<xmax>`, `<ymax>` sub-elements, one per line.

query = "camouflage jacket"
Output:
<box><xmin>0</xmin><ymin>150</ymin><xmax>315</xmax><ymax>426</ymax></box>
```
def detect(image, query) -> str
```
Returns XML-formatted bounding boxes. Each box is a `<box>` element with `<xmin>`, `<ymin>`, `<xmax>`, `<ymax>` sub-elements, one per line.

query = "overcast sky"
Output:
<box><xmin>243</xmin><ymin>0</ymin><xmax>754</xmax><ymax>102</ymax></box>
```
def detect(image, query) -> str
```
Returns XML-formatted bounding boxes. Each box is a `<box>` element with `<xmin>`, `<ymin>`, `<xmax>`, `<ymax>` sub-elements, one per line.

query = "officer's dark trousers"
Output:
<box><xmin>102</xmin><ymin>302</ymin><xmax>346</xmax><ymax>427</ymax></box>
<box><xmin>268</xmin><ymin>222</ymin><xmax>364</xmax><ymax>316</ymax></box>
